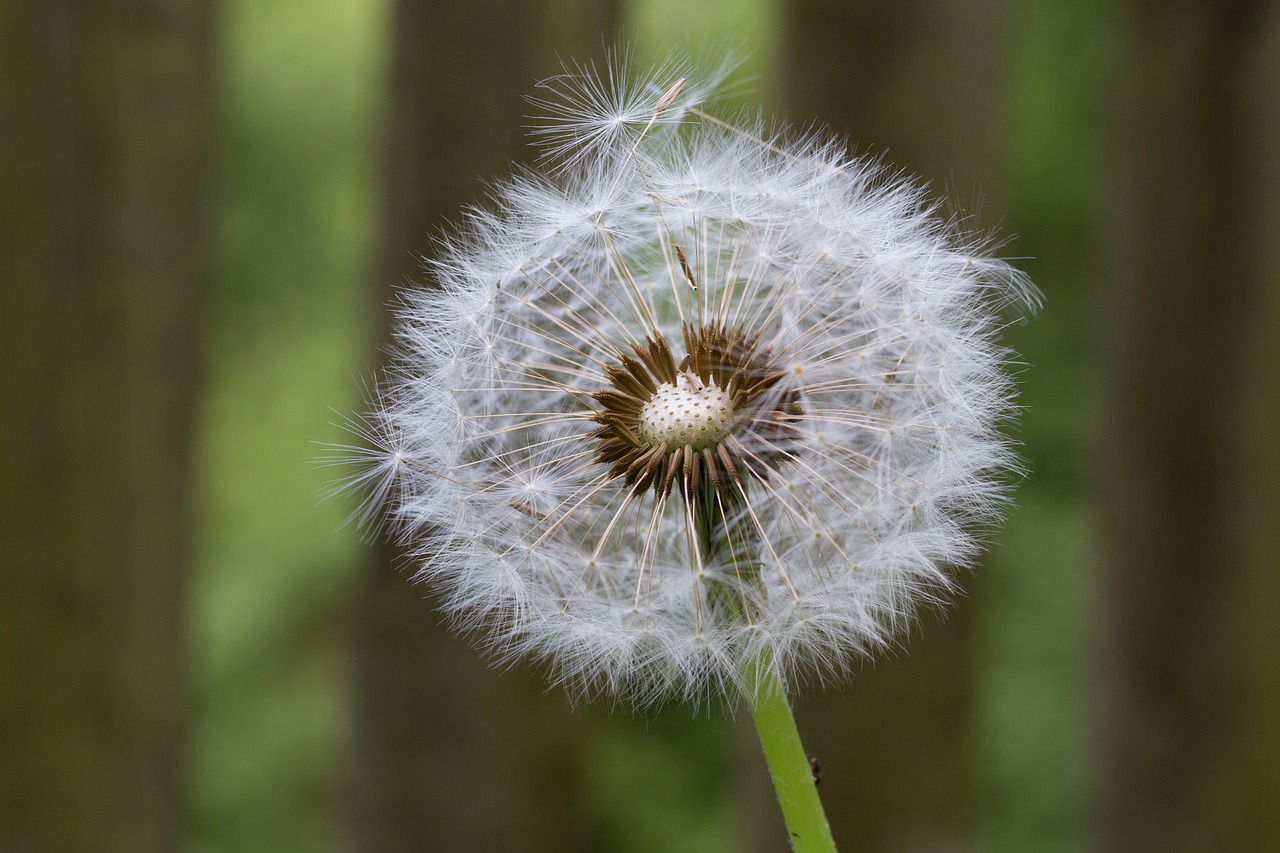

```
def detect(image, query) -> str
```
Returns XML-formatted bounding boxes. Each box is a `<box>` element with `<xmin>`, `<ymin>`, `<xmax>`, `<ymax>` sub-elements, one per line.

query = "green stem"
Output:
<box><xmin>748</xmin><ymin>657</ymin><xmax>838</xmax><ymax>853</ymax></box>
<box><xmin>688</xmin><ymin>475</ymin><xmax>834</xmax><ymax>849</ymax></box>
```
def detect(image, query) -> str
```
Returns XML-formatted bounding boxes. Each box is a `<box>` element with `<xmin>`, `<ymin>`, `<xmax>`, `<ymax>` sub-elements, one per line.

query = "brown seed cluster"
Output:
<box><xmin>592</xmin><ymin>322</ymin><xmax>803</xmax><ymax>500</ymax></box>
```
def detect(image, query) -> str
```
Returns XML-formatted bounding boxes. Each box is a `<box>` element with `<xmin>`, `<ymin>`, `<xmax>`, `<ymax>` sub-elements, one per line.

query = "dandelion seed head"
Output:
<box><xmin>343</xmin><ymin>52</ymin><xmax>1037</xmax><ymax>707</ymax></box>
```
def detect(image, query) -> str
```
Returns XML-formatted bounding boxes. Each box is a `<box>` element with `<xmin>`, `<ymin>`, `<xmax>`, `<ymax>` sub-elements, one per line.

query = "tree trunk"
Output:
<box><xmin>349</xmin><ymin>3</ymin><xmax>618</xmax><ymax>851</ymax></box>
<box><xmin>774</xmin><ymin>2</ymin><xmax>1006</xmax><ymax>850</ymax></box>
<box><xmin>1098</xmin><ymin>1</ymin><xmax>1280</xmax><ymax>850</ymax></box>
<box><xmin>0</xmin><ymin>2</ymin><xmax>212</xmax><ymax>851</ymax></box>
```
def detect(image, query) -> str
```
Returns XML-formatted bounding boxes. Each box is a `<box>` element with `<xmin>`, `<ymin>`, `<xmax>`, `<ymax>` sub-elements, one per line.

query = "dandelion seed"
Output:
<box><xmin>654</xmin><ymin>78</ymin><xmax>687</xmax><ymax>115</ymax></box>
<box><xmin>345</xmin><ymin>53</ymin><xmax>1036</xmax><ymax>710</ymax></box>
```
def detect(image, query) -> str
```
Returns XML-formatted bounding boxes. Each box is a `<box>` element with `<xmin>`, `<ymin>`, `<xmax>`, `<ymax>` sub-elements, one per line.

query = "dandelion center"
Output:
<box><xmin>591</xmin><ymin>321</ymin><xmax>804</xmax><ymax>499</ymax></box>
<box><xmin>638</xmin><ymin>374</ymin><xmax>734</xmax><ymax>451</ymax></box>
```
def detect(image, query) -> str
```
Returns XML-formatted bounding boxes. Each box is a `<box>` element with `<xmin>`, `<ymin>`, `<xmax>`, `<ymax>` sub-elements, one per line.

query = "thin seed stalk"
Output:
<box><xmin>692</xmin><ymin>477</ymin><xmax>837</xmax><ymax>852</ymax></box>
<box><xmin>695</xmin><ymin>474</ymin><xmax>763</xmax><ymax>624</ymax></box>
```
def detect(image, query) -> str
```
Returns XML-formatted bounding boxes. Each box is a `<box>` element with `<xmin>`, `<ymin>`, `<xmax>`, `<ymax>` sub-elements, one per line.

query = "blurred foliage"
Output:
<box><xmin>977</xmin><ymin>1</ymin><xmax>1113</xmax><ymax>849</ymax></box>
<box><xmin>193</xmin><ymin>0</ymin><xmax>387</xmax><ymax>849</ymax></box>
<box><xmin>194</xmin><ymin>0</ymin><xmax>1104</xmax><ymax>850</ymax></box>
<box><xmin>579</xmin><ymin>710</ymin><xmax>750</xmax><ymax>853</ymax></box>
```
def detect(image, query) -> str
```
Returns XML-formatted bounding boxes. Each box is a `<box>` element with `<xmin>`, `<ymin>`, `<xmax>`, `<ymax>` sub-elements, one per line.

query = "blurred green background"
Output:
<box><xmin>5</xmin><ymin>0</ymin><xmax>1278</xmax><ymax>851</ymax></box>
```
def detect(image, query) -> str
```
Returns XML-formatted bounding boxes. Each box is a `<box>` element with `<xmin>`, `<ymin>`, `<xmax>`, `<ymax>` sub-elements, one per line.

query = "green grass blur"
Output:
<box><xmin>193</xmin><ymin>1</ymin><xmax>1104</xmax><ymax>850</ymax></box>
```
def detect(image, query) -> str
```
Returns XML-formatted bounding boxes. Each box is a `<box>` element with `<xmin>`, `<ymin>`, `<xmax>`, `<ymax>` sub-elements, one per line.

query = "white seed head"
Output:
<box><xmin>638</xmin><ymin>374</ymin><xmax>734</xmax><ymax>451</ymax></box>
<box><xmin>343</xmin><ymin>52</ymin><xmax>1039</xmax><ymax>707</ymax></box>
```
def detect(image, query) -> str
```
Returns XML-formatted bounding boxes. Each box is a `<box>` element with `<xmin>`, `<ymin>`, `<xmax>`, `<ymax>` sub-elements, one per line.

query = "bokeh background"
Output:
<box><xmin>4</xmin><ymin>1</ymin><xmax>1278</xmax><ymax>851</ymax></box>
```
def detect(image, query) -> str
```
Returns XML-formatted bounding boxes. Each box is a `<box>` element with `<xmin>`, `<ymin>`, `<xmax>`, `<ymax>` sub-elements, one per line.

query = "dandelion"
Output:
<box><xmin>344</xmin><ymin>52</ymin><xmax>1035</xmax><ymax>851</ymax></box>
